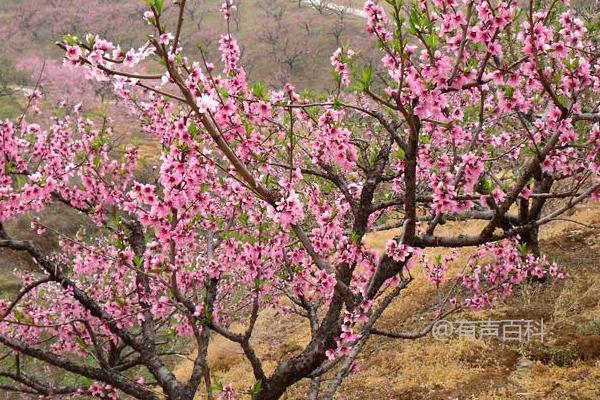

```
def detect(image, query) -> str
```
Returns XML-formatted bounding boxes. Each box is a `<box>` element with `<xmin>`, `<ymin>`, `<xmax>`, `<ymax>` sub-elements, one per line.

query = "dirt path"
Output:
<box><xmin>300</xmin><ymin>0</ymin><xmax>367</xmax><ymax>18</ymax></box>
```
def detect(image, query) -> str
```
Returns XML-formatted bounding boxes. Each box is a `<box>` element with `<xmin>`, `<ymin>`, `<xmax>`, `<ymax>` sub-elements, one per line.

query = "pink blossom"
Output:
<box><xmin>275</xmin><ymin>191</ymin><xmax>305</xmax><ymax>229</ymax></box>
<box><xmin>385</xmin><ymin>240</ymin><xmax>414</xmax><ymax>263</ymax></box>
<box><xmin>196</xmin><ymin>94</ymin><xmax>219</xmax><ymax>114</ymax></box>
<box><xmin>492</xmin><ymin>188</ymin><xmax>506</xmax><ymax>204</ymax></box>
<box><xmin>331</xmin><ymin>47</ymin><xmax>354</xmax><ymax>86</ymax></box>
<box><xmin>65</xmin><ymin>45</ymin><xmax>81</xmax><ymax>61</ymax></box>
<box><xmin>159</xmin><ymin>32</ymin><xmax>175</xmax><ymax>45</ymax></box>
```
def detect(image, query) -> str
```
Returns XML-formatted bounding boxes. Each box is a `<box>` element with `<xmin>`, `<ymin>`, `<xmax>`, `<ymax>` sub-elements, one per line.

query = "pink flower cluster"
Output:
<box><xmin>460</xmin><ymin>239</ymin><xmax>566</xmax><ymax>310</ymax></box>
<box><xmin>311</xmin><ymin>109</ymin><xmax>358</xmax><ymax>171</ymax></box>
<box><xmin>331</xmin><ymin>47</ymin><xmax>355</xmax><ymax>86</ymax></box>
<box><xmin>326</xmin><ymin>301</ymin><xmax>372</xmax><ymax>361</ymax></box>
<box><xmin>364</xmin><ymin>1</ymin><xmax>393</xmax><ymax>42</ymax></box>
<box><xmin>274</xmin><ymin>191</ymin><xmax>305</xmax><ymax>229</ymax></box>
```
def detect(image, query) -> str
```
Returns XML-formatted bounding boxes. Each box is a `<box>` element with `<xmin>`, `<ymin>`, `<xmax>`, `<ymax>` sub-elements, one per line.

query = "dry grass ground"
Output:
<box><xmin>174</xmin><ymin>203</ymin><xmax>600</xmax><ymax>399</ymax></box>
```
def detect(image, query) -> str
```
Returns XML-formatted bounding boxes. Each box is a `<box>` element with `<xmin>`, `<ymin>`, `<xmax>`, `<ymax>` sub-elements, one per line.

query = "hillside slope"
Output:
<box><xmin>0</xmin><ymin>0</ymin><xmax>373</xmax><ymax>95</ymax></box>
<box><xmin>174</xmin><ymin>203</ymin><xmax>600</xmax><ymax>399</ymax></box>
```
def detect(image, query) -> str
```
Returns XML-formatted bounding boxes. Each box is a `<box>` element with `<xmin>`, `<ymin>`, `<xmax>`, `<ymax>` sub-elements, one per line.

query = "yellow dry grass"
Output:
<box><xmin>173</xmin><ymin>203</ymin><xmax>600</xmax><ymax>399</ymax></box>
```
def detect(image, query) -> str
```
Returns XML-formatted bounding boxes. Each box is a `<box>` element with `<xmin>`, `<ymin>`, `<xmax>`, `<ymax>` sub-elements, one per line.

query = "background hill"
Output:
<box><xmin>0</xmin><ymin>0</ymin><xmax>373</xmax><ymax>114</ymax></box>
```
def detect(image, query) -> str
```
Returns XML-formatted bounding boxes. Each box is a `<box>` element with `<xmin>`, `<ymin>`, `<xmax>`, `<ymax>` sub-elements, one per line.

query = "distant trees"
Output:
<box><xmin>329</xmin><ymin>1</ymin><xmax>353</xmax><ymax>47</ymax></box>
<box><xmin>306</xmin><ymin>0</ymin><xmax>329</xmax><ymax>14</ymax></box>
<box><xmin>257</xmin><ymin>0</ymin><xmax>311</xmax><ymax>83</ymax></box>
<box><xmin>0</xmin><ymin>59</ymin><xmax>26</xmax><ymax>99</ymax></box>
<box><xmin>0</xmin><ymin>0</ymin><xmax>145</xmax><ymax>48</ymax></box>
<box><xmin>0</xmin><ymin>0</ymin><xmax>370</xmax><ymax>92</ymax></box>
<box><xmin>0</xmin><ymin>1</ymin><xmax>599</xmax><ymax>400</ymax></box>
<box><xmin>17</xmin><ymin>56</ymin><xmax>108</xmax><ymax>109</ymax></box>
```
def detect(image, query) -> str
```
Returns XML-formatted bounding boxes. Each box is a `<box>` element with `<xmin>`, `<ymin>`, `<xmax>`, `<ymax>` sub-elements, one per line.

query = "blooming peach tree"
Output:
<box><xmin>1</xmin><ymin>0</ymin><xmax>599</xmax><ymax>399</ymax></box>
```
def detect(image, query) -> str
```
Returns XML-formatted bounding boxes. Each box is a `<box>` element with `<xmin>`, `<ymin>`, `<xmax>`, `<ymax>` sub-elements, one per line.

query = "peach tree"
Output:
<box><xmin>0</xmin><ymin>0</ymin><xmax>599</xmax><ymax>399</ymax></box>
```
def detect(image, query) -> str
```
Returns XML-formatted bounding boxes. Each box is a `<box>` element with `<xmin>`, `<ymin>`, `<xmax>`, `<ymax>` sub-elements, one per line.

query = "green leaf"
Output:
<box><xmin>174</xmin><ymin>53</ymin><xmax>184</xmax><ymax>66</ymax></box>
<box><xmin>354</xmin><ymin>65</ymin><xmax>373</xmax><ymax>91</ymax></box>
<box><xmin>484</xmin><ymin>178</ymin><xmax>495</xmax><ymax>194</ymax></box>
<box><xmin>254</xmin><ymin>277</ymin><xmax>267</xmax><ymax>290</ymax></box>
<box><xmin>502</xmin><ymin>86</ymin><xmax>515</xmax><ymax>98</ymax></box>
<box><xmin>177</xmin><ymin>141</ymin><xmax>190</xmax><ymax>153</ymax></box>
<box><xmin>251</xmin><ymin>81</ymin><xmax>267</xmax><ymax>99</ymax></box>
<box><xmin>14</xmin><ymin>174</ymin><xmax>26</xmax><ymax>190</ymax></box>
<box><xmin>91</xmin><ymin>133</ymin><xmax>108</xmax><ymax>151</ymax></box>
<box><xmin>187</xmin><ymin>213</ymin><xmax>202</xmax><ymax>229</ymax></box>
<box><xmin>408</xmin><ymin>7</ymin><xmax>422</xmax><ymax>34</ymax></box>
<box><xmin>114</xmin><ymin>237</ymin><xmax>125</xmax><ymax>251</ymax></box>
<box><xmin>426</xmin><ymin>33</ymin><xmax>438</xmax><ymax>51</ymax></box>
<box><xmin>523</xmin><ymin>146</ymin><xmax>537</xmax><ymax>156</ymax></box>
<box><xmin>210</xmin><ymin>378</ymin><xmax>224</xmax><ymax>393</ymax></box>
<box><xmin>13</xmin><ymin>309</ymin><xmax>33</xmax><ymax>324</ymax></box>
<box><xmin>133</xmin><ymin>256</ymin><xmax>144</xmax><ymax>267</ymax></box>
<box><xmin>63</xmin><ymin>34</ymin><xmax>79</xmax><ymax>46</ymax></box>
<box><xmin>85</xmin><ymin>33</ymin><xmax>96</xmax><ymax>47</ymax></box>
<box><xmin>516</xmin><ymin>243</ymin><xmax>528</xmax><ymax>256</ymax></box>
<box><xmin>250</xmin><ymin>380</ymin><xmax>263</xmax><ymax>399</ymax></box>
<box><xmin>92</xmin><ymin>155</ymin><xmax>102</xmax><ymax>169</ymax></box>
<box><xmin>395</xmin><ymin>148</ymin><xmax>405</xmax><ymax>160</ymax></box>
<box><xmin>75</xmin><ymin>152</ymin><xmax>86</xmax><ymax>164</ymax></box>
<box><xmin>188</xmin><ymin>122</ymin><xmax>199</xmax><ymax>138</ymax></box>
<box><xmin>217</xmin><ymin>87</ymin><xmax>230</xmax><ymax>99</ymax></box>
<box><xmin>106</xmin><ymin>215</ymin><xmax>121</xmax><ymax>231</ymax></box>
